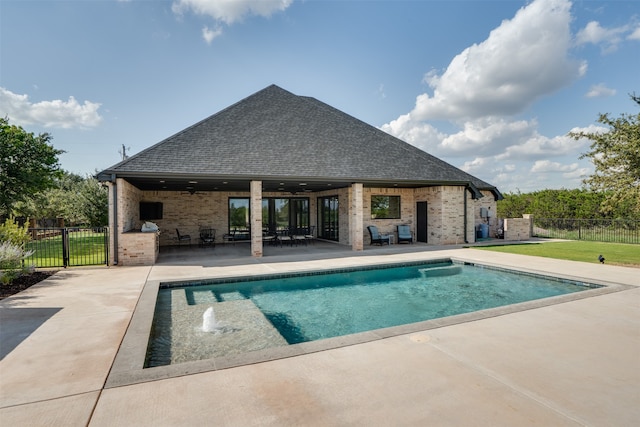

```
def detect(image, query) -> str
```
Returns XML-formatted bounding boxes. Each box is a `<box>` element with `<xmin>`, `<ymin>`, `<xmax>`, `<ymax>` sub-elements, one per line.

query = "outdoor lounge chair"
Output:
<box><xmin>176</xmin><ymin>228</ymin><xmax>191</xmax><ymax>246</ymax></box>
<box><xmin>367</xmin><ymin>225</ymin><xmax>390</xmax><ymax>245</ymax></box>
<box><xmin>397</xmin><ymin>224</ymin><xmax>413</xmax><ymax>244</ymax></box>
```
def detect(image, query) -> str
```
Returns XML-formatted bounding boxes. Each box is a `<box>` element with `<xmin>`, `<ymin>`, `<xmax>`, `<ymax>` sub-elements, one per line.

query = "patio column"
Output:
<box><xmin>250</xmin><ymin>180</ymin><xmax>263</xmax><ymax>257</ymax></box>
<box><xmin>351</xmin><ymin>182</ymin><xmax>364</xmax><ymax>251</ymax></box>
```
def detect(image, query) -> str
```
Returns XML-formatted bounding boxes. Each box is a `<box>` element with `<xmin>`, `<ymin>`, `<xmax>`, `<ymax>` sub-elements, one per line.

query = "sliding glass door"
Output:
<box><xmin>318</xmin><ymin>196</ymin><xmax>339</xmax><ymax>241</ymax></box>
<box><xmin>262</xmin><ymin>198</ymin><xmax>309</xmax><ymax>231</ymax></box>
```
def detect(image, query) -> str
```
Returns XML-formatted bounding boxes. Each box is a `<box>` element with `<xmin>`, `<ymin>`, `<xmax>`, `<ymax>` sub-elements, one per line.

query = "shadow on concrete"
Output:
<box><xmin>0</xmin><ymin>307</ymin><xmax>62</xmax><ymax>360</ymax></box>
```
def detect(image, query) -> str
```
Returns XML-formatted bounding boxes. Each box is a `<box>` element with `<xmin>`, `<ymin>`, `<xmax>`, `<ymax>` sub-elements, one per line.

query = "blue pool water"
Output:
<box><xmin>146</xmin><ymin>260</ymin><xmax>596</xmax><ymax>367</ymax></box>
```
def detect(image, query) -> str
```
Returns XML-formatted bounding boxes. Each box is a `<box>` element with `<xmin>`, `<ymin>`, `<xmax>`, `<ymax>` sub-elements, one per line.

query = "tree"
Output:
<box><xmin>570</xmin><ymin>94</ymin><xmax>640</xmax><ymax>217</ymax></box>
<box><xmin>0</xmin><ymin>117</ymin><xmax>65</xmax><ymax>217</ymax></box>
<box><xmin>14</xmin><ymin>171</ymin><xmax>108</xmax><ymax>227</ymax></box>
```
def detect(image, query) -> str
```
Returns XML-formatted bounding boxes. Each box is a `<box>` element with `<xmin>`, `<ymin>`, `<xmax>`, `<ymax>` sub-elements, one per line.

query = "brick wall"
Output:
<box><xmin>109</xmin><ymin>180</ymin><xmax>499</xmax><ymax>265</ymax></box>
<box><xmin>504</xmin><ymin>214</ymin><xmax>533</xmax><ymax>241</ymax></box>
<box><xmin>119</xmin><ymin>231</ymin><xmax>159</xmax><ymax>266</ymax></box>
<box><xmin>363</xmin><ymin>187</ymin><xmax>415</xmax><ymax>245</ymax></box>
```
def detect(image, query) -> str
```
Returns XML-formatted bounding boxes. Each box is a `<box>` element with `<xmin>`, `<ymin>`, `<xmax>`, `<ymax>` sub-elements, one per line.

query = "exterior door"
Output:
<box><xmin>318</xmin><ymin>196</ymin><xmax>339</xmax><ymax>241</ymax></box>
<box><xmin>416</xmin><ymin>201</ymin><xmax>428</xmax><ymax>243</ymax></box>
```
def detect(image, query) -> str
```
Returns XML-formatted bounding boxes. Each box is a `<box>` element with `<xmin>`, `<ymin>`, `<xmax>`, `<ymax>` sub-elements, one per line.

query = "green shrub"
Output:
<box><xmin>0</xmin><ymin>216</ymin><xmax>31</xmax><ymax>246</ymax></box>
<box><xmin>0</xmin><ymin>241</ymin><xmax>34</xmax><ymax>284</ymax></box>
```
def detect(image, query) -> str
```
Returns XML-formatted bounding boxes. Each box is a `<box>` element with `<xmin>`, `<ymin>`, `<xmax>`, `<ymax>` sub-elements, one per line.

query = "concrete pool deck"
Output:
<box><xmin>1</xmin><ymin>244</ymin><xmax>638</xmax><ymax>426</ymax></box>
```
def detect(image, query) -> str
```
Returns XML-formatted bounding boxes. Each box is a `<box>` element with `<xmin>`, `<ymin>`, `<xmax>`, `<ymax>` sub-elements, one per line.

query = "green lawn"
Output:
<box><xmin>473</xmin><ymin>241</ymin><xmax>640</xmax><ymax>267</ymax></box>
<box><xmin>25</xmin><ymin>231</ymin><xmax>108</xmax><ymax>268</ymax></box>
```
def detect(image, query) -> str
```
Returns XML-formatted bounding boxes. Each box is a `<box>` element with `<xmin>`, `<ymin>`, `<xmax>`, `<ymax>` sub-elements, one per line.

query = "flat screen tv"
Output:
<box><xmin>140</xmin><ymin>202</ymin><xmax>163</xmax><ymax>220</ymax></box>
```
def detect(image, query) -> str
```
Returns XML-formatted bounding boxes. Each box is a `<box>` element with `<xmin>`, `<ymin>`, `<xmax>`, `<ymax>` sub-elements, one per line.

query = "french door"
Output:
<box><xmin>318</xmin><ymin>196</ymin><xmax>339</xmax><ymax>241</ymax></box>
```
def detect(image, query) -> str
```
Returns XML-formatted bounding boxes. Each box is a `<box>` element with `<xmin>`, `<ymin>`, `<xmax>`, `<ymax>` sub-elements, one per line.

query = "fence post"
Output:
<box><xmin>62</xmin><ymin>228</ymin><xmax>69</xmax><ymax>267</ymax></box>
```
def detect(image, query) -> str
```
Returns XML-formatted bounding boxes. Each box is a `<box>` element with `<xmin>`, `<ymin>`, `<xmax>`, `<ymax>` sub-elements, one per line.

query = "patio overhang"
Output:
<box><xmin>96</xmin><ymin>171</ymin><xmax>494</xmax><ymax>195</ymax></box>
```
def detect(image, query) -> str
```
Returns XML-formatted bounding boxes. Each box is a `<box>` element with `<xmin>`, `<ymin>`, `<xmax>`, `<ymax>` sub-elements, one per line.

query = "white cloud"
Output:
<box><xmin>172</xmin><ymin>0</ymin><xmax>293</xmax><ymax>43</ymax></box>
<box><xmin>0</xmin><ymin>87</ymin><xmax>102</xmax><ymax>129</ymax></box>
<box><xmin>378</xmin><ymin>0</ymin><xmax>612</xmax><ymax>192</ymax></box>
<box><xmin>628</xmin><ymin>26</ymin><xmax>640</xmax><ymax>41</ymax></box>
<box><xmin>585</xmin><ymin>83</ymin><xmax>616</xmax><ymax>98</ymax></box>
<box><xmin>202</xmin><ymin>25</ymin><xmax>223</xmax><ymax>44</ymax></box>
<box><xmin>438</xmin><ymin>118</ymin><xmax>535</xmax><ymax>157</ymax></box>
<box><xmin>575</xmin><ymin>20</ymin><xmax>636</xmax><ymax>53</ymax></box>
<box><xmin>172</xmin><ymin>0</ymin><xmax>293</xmax><ymax>24</ymax></box>
<box><xmin>531</xmin><ymin>160</ymin><xmax>578</xmax><ymax>173</ymax></box>
<box><xmin>402</xmin><ymin>0</ymin><xmax>583</xmax><ymax>122</ymax></box>
<box><xmin>496</xmin><ymin>133</ymin><xmax>587</xmax><ymax>161</ymax></box>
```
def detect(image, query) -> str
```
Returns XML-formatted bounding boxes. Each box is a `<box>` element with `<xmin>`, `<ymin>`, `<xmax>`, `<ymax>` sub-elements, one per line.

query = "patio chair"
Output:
<box><xmin>262</xmin><ymin>231</ymin><xmax>278</xmax><ymax>246</ymax></box>
<box><xmin>397</xmin><ymin>225</ymin><xmax>413</xmax><ymax>244</ymax></box>
<box><xmin>176</xmin><ymin>228</ymin><xmax>191</xmax><ymax>246</ymax></box>
<box><xmin>367</xmin><ymin>225</ymin><xmax>390</xmax><ymax>245</ymax></box>
<box><xmin>305</xmin><ymin>225</ymin><xmax>316</xmax><ymax>244</ymax></box>
<box><xmin>291</xmin><ymin>227</ymin><xmax>307</xmax><ymax>246</ymax></box>
<box><xmin>277</xmin><ymin>228</ymin><xmax>293</xmax><ymax>247</ymax></box>
<box><xmin>199</xmin><ymin>228</ymin><xmax>216</xmax><ymax>248</ymax></box>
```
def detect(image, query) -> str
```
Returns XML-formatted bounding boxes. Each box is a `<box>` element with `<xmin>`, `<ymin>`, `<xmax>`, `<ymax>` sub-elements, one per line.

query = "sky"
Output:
<box><xmin>1</xmin><ymin>0</ymin><xmax>639</xmax><ymax>193</ymax></box>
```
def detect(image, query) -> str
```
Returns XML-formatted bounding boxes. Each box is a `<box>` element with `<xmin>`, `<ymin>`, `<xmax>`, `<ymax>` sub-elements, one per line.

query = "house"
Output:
<box><xmin>97</xmin><ymin>85</ymin><xmax>502</xmax><ymax>266</ymax></box>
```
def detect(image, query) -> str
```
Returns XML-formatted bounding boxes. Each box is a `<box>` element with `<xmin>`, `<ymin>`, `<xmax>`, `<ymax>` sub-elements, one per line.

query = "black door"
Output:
<box><xmin>416</xmin><ymin>201</ymin><xmax>428</xmax><ymax>243</ymax></box>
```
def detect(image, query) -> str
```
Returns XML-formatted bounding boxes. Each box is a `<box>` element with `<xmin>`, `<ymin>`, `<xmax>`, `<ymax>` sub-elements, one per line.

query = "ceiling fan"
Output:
<box><xmin>181</xmin><ymin>187</ymin><xmax>206</xmax><ymax>195</ymax></box>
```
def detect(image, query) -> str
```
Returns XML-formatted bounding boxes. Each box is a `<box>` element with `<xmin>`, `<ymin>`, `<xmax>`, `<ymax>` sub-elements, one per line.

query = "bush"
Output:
<box><xmin>0</xmin><ymin>241</ymin><xmax>34</xmax><ymax>284</ymax></box>
<box><xmin>0</xmin><ymin>216</ymin><xmax>31</xmax><ymax>246</ymax></box>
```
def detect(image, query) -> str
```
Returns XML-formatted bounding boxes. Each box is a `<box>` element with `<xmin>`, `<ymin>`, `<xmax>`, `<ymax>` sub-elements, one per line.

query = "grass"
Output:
<box><xmin>473</xmin><ymin>241</ymin><xmax>640</xmax><ymax>267</ymax></box>
<box><xmin>24</xmin><ymin>231</ymin><xmax>107</xmax><ymax>268</ymax></box>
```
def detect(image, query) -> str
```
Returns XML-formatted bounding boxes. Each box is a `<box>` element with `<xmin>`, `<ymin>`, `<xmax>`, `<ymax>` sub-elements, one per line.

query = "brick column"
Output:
<box><xmin>351</xmin><ymin>182</ymin><xmax>364</xmax><ymax>251</ymax></box>
<box><xmin>250</xmin><ymin>180</ymin><xmax>263</xmax><ymax>257</ymax></box>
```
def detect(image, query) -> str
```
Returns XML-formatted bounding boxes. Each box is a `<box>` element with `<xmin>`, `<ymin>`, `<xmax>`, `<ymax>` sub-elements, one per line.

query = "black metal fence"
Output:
<box><xmin>24</xmin><ymin>227</ymin><xmax>110</xmax><ymax>268</ymax></box>
<box><xmin>533</xmin><ymin>218</ymin><xmax>640</xmax><ymax>244</ymax></box>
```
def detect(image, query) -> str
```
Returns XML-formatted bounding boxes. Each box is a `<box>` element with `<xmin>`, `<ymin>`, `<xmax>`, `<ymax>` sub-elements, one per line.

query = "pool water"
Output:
<box><xmin>146</xmin><ymin>261</ymin><xmax>594</xmax><ymax>367</ymax></box>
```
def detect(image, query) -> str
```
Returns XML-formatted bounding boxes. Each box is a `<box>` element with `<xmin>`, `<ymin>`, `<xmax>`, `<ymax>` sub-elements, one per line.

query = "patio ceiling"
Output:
<box><xmin>121</xmin><ymin>175</ymin><xmax>439</xmax><ymax>194</ymax></box>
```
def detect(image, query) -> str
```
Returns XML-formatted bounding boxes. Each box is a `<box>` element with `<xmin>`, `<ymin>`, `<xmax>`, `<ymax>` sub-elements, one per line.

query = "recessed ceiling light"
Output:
<box><xmin>299</xmin><ymin>183</ymin><xmax>307</xmax><ymax>186</ymax></box>
<box><xmin>222</xmin><ymin>181</ymin><xmax>228</xmax><ymax>184</ymax></box>
<box><xmin>159</xmin><ymin>180</ymin><xmax>165</xmax><ymax>183</ymax></box>
<box><xmin>188</xmin><ymin>181</ymin><xmax>198</xmax><ymax>184</ymax></box>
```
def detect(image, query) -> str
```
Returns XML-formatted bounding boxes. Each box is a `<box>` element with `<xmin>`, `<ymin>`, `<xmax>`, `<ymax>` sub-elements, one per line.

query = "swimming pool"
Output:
<box><xmin>145</xmin><ymin>260</ymin><xmax>598</xmax><ymax>368</ymax></box>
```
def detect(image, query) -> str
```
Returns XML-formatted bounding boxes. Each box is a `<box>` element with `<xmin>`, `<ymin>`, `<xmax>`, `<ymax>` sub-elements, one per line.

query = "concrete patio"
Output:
<box><xmin>1</xmin><ymin>242</ymin><xmax>638</xmax><ymax>426</ymax></box>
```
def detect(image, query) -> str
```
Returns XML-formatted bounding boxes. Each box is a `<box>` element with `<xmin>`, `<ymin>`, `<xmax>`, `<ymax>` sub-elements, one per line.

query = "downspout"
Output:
<box><xmin>463</xmin><ymin>186</ymin><xmax>469</xmax><ymax>244</ymax></box>
<box><xmin>111</xmin><ymin>174</ymin><xmax>119</xmax><ymax>265</ymax></box>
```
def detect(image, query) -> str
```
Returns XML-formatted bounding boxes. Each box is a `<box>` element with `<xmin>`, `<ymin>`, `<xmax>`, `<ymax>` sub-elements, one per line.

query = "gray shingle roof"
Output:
<box><xmin>98</xmin><ymin>85</ymin><xmax>501</xmax><ymax>198</ymax></box>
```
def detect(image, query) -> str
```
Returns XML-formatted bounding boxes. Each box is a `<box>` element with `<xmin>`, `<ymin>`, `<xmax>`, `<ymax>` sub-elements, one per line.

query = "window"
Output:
<box><xmin>371</xmin><ymin>195</ymin><xmax>400</xmax><ymax>219</ymax></box>
<box><xmin>228</xmin><ymin>198</ymin><xmax>250</xmax><ymax>231</ymax></box>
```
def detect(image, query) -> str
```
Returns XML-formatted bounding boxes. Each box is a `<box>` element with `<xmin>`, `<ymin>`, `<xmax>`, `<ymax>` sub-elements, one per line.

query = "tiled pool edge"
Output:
<box><xmin>105</xmin><ymin>257</ymin><xmax>633</xmax><ymax>389</ymax></box>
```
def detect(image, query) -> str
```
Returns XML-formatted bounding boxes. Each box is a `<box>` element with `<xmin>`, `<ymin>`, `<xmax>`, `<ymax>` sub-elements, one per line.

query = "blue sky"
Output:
<box><xmin>1</xmin><ymin>0</ymin><xmax>638</xmax><ymax>193</ymax></box>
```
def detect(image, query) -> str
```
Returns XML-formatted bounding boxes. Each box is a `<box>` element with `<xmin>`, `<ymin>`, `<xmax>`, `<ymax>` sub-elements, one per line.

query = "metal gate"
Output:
<box><xmin>25</xmin><ymin>227</ymin><xmax>109</xmax><ymax>268</ymax></box>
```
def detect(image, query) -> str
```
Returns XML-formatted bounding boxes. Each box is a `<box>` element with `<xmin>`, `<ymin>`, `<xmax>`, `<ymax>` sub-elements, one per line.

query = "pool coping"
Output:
<box><xmin>105</xmin><ymin>256</ymin><xmax>633</xmax><ymax>388</ymax></box>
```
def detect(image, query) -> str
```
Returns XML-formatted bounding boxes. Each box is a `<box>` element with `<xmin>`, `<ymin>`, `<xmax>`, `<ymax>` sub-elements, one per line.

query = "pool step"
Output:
<box><xmin>419</xmin><ymin>265</ymin><xmax>462</xmax><ymax>278</ymax></box>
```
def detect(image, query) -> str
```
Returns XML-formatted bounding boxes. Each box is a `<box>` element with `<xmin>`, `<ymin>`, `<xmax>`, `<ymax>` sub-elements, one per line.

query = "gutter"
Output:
<box><xmin>464</xmin><ymin>187</ymin><xmax>469</xmax><ymax>244</ymax></box>
<box><xmin>111</xmin><ymin>174</ymin><xmax>118</xmax><ymax>265</ymax></box>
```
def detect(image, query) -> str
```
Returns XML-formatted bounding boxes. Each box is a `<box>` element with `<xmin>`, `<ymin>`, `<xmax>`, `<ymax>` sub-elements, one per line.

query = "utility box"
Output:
<box><xmin>480</xmin><ymin>207</ymin><xmax>493</xmax><ymax>218</ymax></box>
